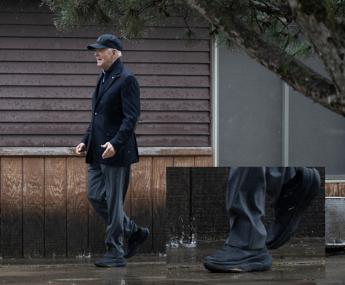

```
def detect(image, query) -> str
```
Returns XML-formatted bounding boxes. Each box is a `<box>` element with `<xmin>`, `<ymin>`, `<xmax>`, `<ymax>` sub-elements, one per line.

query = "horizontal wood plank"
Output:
<box><xmin>0</xmin><ymin>111</ymin><xmax>210</xmax><ymax>123</ymax></box>
<box><xmin>0</xmin><ymin>39</ymin><xmax>210</xmax><ymax>52</ymax></box>
<box><xmin>0</xmin><ymin>146</ymin><xmax>212</xmax><ymax>156</ymax></box>
<box><xmin>138</xmin><ymin>123</ymin><xmax>210</xmax><ymax>135</ymax></box>
<box><xmin>138</xmin><ymin>135</ymin><xmax>210</xmax><ymax>147</ymax></box>
<box><xmin>0</xmin><ymin>62</ymin><xmax>210</xmax><ymax>76</ymax></box>
<box><xmin>140</xmin><ymin>112</ymin><xmax>210</xmax><ymax>123</ymax></box>
<box><xmin>0</xmin><ymin>135</ymin><xmax>210</xmax><ymax>147</ymax></box>
<box><xmin>0</xmin><ymin>86</ymin><xmax>209</xmax><ymax>99</ymax></box>
<box><xmin>0</xmin><ymin>50</ymin><xmax>209</xmax><ymax>63</ymax></box>
<box><xmin>0</xmin><ymin>74</ymin><xmax>209</xmax><ymax>88</ymax></box>
<box><xmin>139</xmin><ymin>147</ymin><xmax>212</xmax><ymax>156</ymax></box>
<box><xmin>0</xmin><ymin>99</ymin><xmax>209</xmax><ymax>112</ymax></box>
<box><xmin>0</xmin><ymin>111</ymin><xmax>91</xmax><ymax>123</ymax></box>
<box><xmin>137</xmin><ymin>99</ymin><xmax>200</xmax><ymax>112</ymax></box>
<box><xmin>0</xmin><ymin>123</ymin><xmax>209</xmax><ymax>135</ymax></box>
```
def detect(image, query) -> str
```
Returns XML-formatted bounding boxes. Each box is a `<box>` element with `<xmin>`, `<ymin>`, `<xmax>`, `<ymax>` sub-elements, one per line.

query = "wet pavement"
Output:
<box><xmin>0</xmin><ymin>241</ymin><xmax>343</xmax><ymax>285</ymax></box>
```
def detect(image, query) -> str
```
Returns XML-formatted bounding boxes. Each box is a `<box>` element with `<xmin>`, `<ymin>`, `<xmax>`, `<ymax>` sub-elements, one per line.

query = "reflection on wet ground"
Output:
<box><xmin>0</xmin><ymin>241</ymin><xmax>343</xmax><ymax>285</ymax></box>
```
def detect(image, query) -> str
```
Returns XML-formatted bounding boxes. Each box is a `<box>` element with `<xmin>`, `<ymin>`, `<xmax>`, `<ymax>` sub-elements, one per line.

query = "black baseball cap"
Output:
<box><xmin>87</xmin><ymin>34</ymin><xmax>123</xmax><ymax>51</ymax></box>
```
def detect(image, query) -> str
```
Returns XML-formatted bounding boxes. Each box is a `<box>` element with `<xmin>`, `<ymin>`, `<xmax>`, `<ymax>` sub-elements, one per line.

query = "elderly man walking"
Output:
<box><xmin>76</xmin><ymin>34</ymin><xmax>149</xmax><ymax>268</ymax></box>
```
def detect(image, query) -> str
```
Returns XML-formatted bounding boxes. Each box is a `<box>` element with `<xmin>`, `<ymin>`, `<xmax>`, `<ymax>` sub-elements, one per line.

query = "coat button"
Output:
<box><xmin>94</xmin><ymin>112</ymin><xmax>98</xmax><ymax>116</ymax></box>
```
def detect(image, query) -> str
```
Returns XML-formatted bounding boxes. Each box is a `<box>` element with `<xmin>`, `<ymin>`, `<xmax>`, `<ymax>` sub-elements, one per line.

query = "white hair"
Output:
<box><xmin>113</xmin><ymin>49</ymin><xmax>122</xmax><ymax>57</ymax></box>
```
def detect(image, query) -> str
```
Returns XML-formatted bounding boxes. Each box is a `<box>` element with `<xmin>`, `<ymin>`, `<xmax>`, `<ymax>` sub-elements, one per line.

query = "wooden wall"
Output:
<box><xmin>0</xmin><ymin>148</ymin><xmax>213</xmax><ymax>258</ymax></box>
<box><xmin>0</xmin><ymin>0</ymin><xmax>211</xmax><ymax>147</ymax></box>
<box><xmin>325</xmin><ymin>182</ymin><xmax>345</xmax><ymax>196</ymax></box>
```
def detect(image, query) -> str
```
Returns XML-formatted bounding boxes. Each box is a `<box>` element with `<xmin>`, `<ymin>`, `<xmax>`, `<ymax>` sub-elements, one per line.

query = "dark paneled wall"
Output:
<box><xmin>0</xmin><ymin>0</ymin><xmax>211</xmax><ymax>147</ymax></box>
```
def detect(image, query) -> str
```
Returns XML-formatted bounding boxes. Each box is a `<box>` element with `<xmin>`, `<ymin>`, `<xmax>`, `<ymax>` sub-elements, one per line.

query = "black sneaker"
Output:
<box><xmin>203</xmin><ymin>245</ymin><xmax>272</xmax><ymax>273</ymax></box>
<box><xmin>266</xmin><ymin>167</ymin><xmax>321</xmax><ymax>250</ymax></box>
<box><xmin>94</xmin><ymin>256</ymin><xmax>126</xmax><ymax>267</ymax></box>
<box><xmin>124</xmin><ymin>227</ymin><xmax>150</xmax><ymax>259</ymax></box>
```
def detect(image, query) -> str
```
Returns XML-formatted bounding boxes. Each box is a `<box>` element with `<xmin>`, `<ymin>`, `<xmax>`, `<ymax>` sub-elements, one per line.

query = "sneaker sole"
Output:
<box><xmin>203</xmin><ymin>253</ymin><xmax>272</xmax><ymax>273</ymax></box>
<box><xmin>267</xmin><ymin>168</ymin><xmax>321</xmax><ymax>250</ymax></box>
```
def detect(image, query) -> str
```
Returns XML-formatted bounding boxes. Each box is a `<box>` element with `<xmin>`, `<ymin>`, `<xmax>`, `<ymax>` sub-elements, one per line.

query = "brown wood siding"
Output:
<box><xmin>0</xmin><ymin>1</ymin><xmax>211</xmax><ymax>147</ymax></box>
<box><xmin>326</xmin><ymin>182</ymin><xmax>345</xmax><ymax>196</ymax></box>
<box><xmin>0</xmin><ymin>152</ymin><xmax>213</xmax><ymax>257</ymax></box>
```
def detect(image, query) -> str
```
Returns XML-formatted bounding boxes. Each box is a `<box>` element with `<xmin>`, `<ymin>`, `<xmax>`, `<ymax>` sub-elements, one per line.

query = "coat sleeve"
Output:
<box><xmin>110</xmin><ymin>75</ymin><xmax>140</xmax><ymax>149</ymax></box>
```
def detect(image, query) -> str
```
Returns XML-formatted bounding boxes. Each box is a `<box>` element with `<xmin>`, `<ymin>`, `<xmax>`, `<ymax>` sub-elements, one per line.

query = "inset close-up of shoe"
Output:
<box><xmin>166</xmin><ymin>167</ymin><xmax>325</xmax><ymax>277</ymax></box>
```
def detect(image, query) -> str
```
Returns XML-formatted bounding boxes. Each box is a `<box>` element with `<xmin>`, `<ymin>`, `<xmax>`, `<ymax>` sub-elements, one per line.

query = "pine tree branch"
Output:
<box><xmin>185</xmin><ymin>0</ymin><xmax>344</xmax><ymax>116</ymax></box>
<box><xmin>250</xmin><ymin>0</ymin><xmax>292</xmax><ymax>20</ymax></box>
<box><xmin>288</xmin><ymin>0</ymin><xmax>345</xmax><ymax>98</ymax></box>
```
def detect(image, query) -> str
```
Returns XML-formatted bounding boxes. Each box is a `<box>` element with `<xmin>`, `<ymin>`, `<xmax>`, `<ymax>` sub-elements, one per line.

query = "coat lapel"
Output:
<box><xmin>92</xmin><ymin>74</ymin><xmax>103</xmax><ymax>111</ymax></box>
<box><xmin>94</xmin><ymin>59</ymin><xmax>123</xmax><ymax>108</ymax></box>
<box><xmin>101</xmin><ymin>72</ymin><xmax>121</xmax><ymax>94</ymax></box>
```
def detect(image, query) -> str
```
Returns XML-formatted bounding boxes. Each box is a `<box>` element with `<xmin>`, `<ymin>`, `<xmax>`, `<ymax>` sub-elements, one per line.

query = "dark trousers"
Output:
<box><xmin>225</xmin><ymin>167</ymin><xmax>297</xmax><ymax>249</ymax></box>
<box><xmin>87</xmin><ymin>163</ymin><xmax>138</xmax><ymax>256</ymax></box>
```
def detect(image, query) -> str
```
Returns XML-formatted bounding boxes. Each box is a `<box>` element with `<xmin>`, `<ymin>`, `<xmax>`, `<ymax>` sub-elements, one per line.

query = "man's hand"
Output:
<box><xmin>75</xmin><ymin>143</ymin><xmax>86</xmax><ymax>155</ymax></box>
<box><xmin>101</xmin><ymin>142</ymin><xmax>116</xmax><ymax>159</ymax></box>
